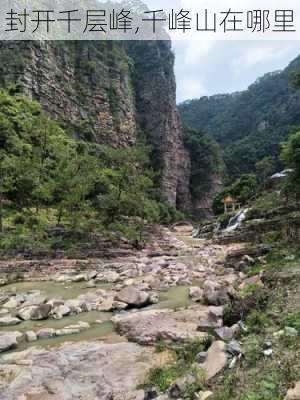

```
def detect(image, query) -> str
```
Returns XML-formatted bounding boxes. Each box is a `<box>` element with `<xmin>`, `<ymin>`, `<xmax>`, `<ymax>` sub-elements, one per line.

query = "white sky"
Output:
<box><xmin>174</xmin><ymin>40</ymin><xmax>300</xmax><ymax>103</ymax></box>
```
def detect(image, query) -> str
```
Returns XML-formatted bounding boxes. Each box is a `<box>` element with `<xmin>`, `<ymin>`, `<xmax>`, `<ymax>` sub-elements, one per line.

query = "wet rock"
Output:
<box><xmin>284</xmin><ymin>382</ymin><xmax>300</xmax><ymax>400</ymax></box>
<box><xmin>199</xmin><ymin>340</ymin><xmax>228</xmax><ymax>380</ymax></box>
<box><xmin>189</xmin><ymin>287</ymin><xmax>204</xmax><ymax>302</ymax></box>
<box><xmin>23</xmin><ymin>293</ymin><xmax>47</xmax><ymax>307</ymax></box>
<box><xmin>0</xmin><ymin>341</ymin><xmax>160</xmax><ymax>399</ymax></box>
<box><xmin>37</xmin><ymin>328</ymin><xmax>56</xmax><ymax>339</ymax></box>
<box><xmin>3</xmin><ymin>298</ymin><xmax>18</xmax><ymax>309</ymax></box>
<box><xmin>31</xmin><ymin>303</ymin><xmax>52</xmax><ymax>320</ymax></box>
<box><xmin>51</xmin><ymin>304</ymin><xmax>71</xmax><ymax>319</ymax></box>
<box><xmin>25</xmin><ymin>331</ymin><xmax>37</xmax><ymax>342</ymax></box>
<box><xmin>0</xmin><ymin>331</ymin><xmax>23</xmax><ymax>352</ymax></box>
<box><xmin>17</xmin><ymin>305</ymin><xmax>37</xmax><ymax>321</ymax></box>
<box><xmin>0</xmin><ymin>315</ymin><xmax>21</xmax><ymax>326</ymax></box>
<box><xmin>72</xmin><ymin>274</ymin><xmax>87</xmax><ymax>282</ymax></box>
<box><xmin>115</xmin><ymin>286</ymin><xmax>151</xmax><ymax>307</ymax></box>
<box><xmin>203</xmin><ymin>280</ymin><xmax>229</xmax><ymax>306</ymax></box>
<box><xmin>96</xmin><ymin>271</ymin><xmax>120</xmax><ymax>283</ymax></box>
<box><xmin>56</xmin><ymin>327</ymin><xmax>81</xmax><ymax>336</ymax></box>
<box><xmin>85</xmin><ymin>280</ymin><xmax>96</xmax><ymax>288</ymax></box>
<box><xmin>65</xmin><ymin>299</ymin><xmax>82</xmax><ymax>314</ymax></box>
<box><xmin>86</xmin><ymin>270</ymin><xmax>98</xmax><ymax>280</ymax></box>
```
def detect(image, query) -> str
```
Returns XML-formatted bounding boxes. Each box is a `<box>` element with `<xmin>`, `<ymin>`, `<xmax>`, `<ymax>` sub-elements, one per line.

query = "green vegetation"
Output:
<box><xmin>213</xmin><ymin>174</ymin><xmax>258</xmax><ymax>214</ymax></box>
<box><xmin>142</xmin><ymin>338</ymin><xmax>211</xmax><ymax>397</ymax></box>
<box><xmin>0</xmin><ymin>90</ymin><xmax>182</xmax><ymax>255</ymax></box>
<box><xmin>281</xmin><ymin>131</ymin><xmax>300</xmax><ymax>199</ymax></box>
<box><xmin>179</xmin><ymin>56</ymin><xmax>300</xmax><ymax>183</ymax></box>
<box><xmin>212</xmin><ymin>244</ymin><xmax>300</xmax><ymax>400</ymax></box>
<box><xmin>183</xmin><ymin>128</ymin><xmax>223</xmax><ymax>198</ymax></box>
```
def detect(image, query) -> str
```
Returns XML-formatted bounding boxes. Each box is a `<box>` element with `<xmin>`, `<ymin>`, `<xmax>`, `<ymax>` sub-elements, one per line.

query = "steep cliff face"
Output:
<box><xmin>0</xmin><ymin>40</ymin><xmax>191</xmax><ymax>210</ymax></box>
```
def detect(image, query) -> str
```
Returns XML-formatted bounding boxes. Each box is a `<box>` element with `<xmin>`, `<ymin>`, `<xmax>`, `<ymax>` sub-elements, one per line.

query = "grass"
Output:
<box><xmin>210</xmin><ymin>244</ymin><xmax>300</xmax><ymax>400</ymax></box>
<box><xmin>142</xmin><ymin>338</ymin><xmax>211</xmax><ymax>397</ymax></box>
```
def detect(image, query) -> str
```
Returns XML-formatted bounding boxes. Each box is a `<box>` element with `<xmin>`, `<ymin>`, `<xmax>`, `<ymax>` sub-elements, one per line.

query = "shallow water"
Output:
<box><xmin>1</xmin><ymin>280</ymin><xmax>110</xmax><ymax>300</ymax></box>
<box><xmin>0</xmin><ymin>283</ymin><xmax>193</xmax><ymax>351</ymax></box>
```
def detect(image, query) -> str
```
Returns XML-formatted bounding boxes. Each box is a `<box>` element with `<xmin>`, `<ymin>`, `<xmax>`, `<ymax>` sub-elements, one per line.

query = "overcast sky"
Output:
<box><xmin>174</xmin><ymin>41</ymin><xmax>300</xmax><ymax>103</ymax></box>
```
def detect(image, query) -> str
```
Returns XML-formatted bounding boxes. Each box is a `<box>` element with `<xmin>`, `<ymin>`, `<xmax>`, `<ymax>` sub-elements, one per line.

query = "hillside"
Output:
<box><xmin>179</xmin><ymin>55</ymin><xmax>300</xmax><ymax>182</ymax></box>
<box><xmin>0</xmin><ymin>41</ymin><xmax>191</xmax><ymax>210</ymax></box>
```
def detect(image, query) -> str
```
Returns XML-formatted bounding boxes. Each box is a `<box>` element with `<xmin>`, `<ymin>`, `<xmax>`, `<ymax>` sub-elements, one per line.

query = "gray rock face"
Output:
<box><xmin>30</xmin><ymin>303</ymin><xmax>52</xmax><ymax>320</ymax></box>
<box><xmin>0</xmin><ymin>341</ymin><xmax>160</xmax><ymax>399</ymax></box>
<box><xmin>112</xmin><ymin>307</ymin><xmax>209</xmax><ymax>345</ymax></box>
<box><xmin>203</xmin><ymin>280</ymin><xmax>229</xmax><ymax>306</ymax></box>
<box><xmin>0</xmin><ymin>315</ymin><xmax>21</xmax><ymax>326</ymax></box>
<box><xmin>115</xmin><ymin>286</ymin><xmax>150</xmax><ymax>307</ymax></box>
<box><xmin>0</xmin><ymin>331</ymin><xmax>23</xmax><ymax>353</ymax></box>
<box><xmin>199</xmin><ymin>341</ymin><xmax>228</xmax><ymax>380</ymax></box>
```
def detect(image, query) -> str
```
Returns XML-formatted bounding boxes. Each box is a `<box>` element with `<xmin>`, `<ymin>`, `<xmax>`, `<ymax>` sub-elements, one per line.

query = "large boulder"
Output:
<box><xmin>199</xmin><ymin>341</ymin><xmax>228</xmax><ymax>380</ymax></box>
<box><xmin>0</xmin><ymin>341</ymin><xmax>162</xmax><ymax>399</ymax></box>
<box><xmin>0</xmin><ymin>315</ymin><xmax>22</xmax><ymax>326</ymax></box>
<box><xmin>112</xmin><ymin>307</ymin><xmax>209</xmax><ymax>345</ymax></box>
<box><xmin>30</xmin><ymin>304</ymin><xmax>52</xmax><ymax>320</ymax></box>
<box><xmin>51</xmin><ymin>304</ymin><xmax>71</xmax><ymax>319</ymax></box>
<box><xmin>0</xmin><ymin>331</ymin><xmax>23</xmax><ymax>352</ymax></box>
<box><xmin>203</xmin><ymin>280</ymin><xmax>229</xmax><ymax>306</ymax></box>
<box><xmin>114</xmin><ymin>287</ymin><xmax>151</xmax><ymax>307</ymax></box>
<box><xmin>17</xmin><ymin>306</ymin><xmax>37</xmax><ymax>321</ymax></box>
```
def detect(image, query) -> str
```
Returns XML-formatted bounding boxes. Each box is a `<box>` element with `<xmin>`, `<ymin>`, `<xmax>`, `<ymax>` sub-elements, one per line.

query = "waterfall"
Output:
<box><xmin>225</xmin><ymin>209</ymin><xmax>248</xmax><ymax>232</ymax></box>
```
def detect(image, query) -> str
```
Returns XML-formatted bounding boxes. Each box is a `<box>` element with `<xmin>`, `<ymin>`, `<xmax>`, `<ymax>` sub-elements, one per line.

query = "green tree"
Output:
<box><xmin>280</xmin><ymin>131</ymin><xmax>300</xmax><ymax>198</ymax></box>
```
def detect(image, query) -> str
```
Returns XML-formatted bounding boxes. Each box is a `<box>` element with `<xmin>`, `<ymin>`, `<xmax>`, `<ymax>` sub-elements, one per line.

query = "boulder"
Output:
<box><xmin>199</xmin><ymin>341</ymin><xmax>228</xmax><ymax>380</ymax></box>
<box><xmin>51</xmin><ymin>304</ymin><xmax>71</xmax><ymax>319</ymax></box>
<box><xmin>203</xmin><ymin>280</ymin><xmax>229</xmax><ymax>306</ymax></box>
<box><xmin>0</xmin><ymin>341</ymin><xmax>161</xmax><ymax>399</ymax></box>
<box><xmin>17</xmin><ymin>306</ymin><xmax>37</xmax><ymax>321</ymax></box>
<box><xmin>37</xmin><ymin>328</ymin><xmax>56</xmax><ymax>339</ymax></box>
<box><xmin>0</xmin><ymin>331</ymin><xmax>23</xmax><ymax>352</ymax></box>
<box><xmin>115</xmin><ymin>287</ymin><xmax>150</xmax><ymax>307</ymax></box>
<box><xmin>55</xmin><ymin>328</ymin><xmax>81</xmax><ymax>336</ymax></box>
<box><xmin>214</xmin><ymin>326</ymin><xmax>235</xmax><ymax>341</ymax></box>
<box><xmin>72</xmin><ymin>274</ymin><xmax>87</xmax><ymax>282</ymax></box>
<box><xmin>189</xmin><ymin>287</ymin><xmax>204</xmax><ymax>302</ymax></box>
<box><xmin>112</xmin><ymin>307</ymin><xmax>209</xmax><ymax>345</ymax></box>
<box><xmin>0</xmin><ymin>315</ymin><xmax>22</xmax><ymax>326</ymax></box>
<box><xmin>226</xmin><ymin>339</ymin><xmax>243</xmax><ymax>355</ymax></box>
<box><xmin>30</xmin><ymin>304</ymin><xmax>52</xmax><ymax>320</ymax></box>
<box><xmin>285</xmin><ymin>382</ymin><xmax>300</xmax><ymax>400</ymax></box>
<box><xmin>22</xmin><ymin>293</ymin><xmax>47</xmax><ymax>307</ymax></box>
<box><xmin>3</xmin><ymin>298</ymin><xmax>19</xmax><ymax>309</ymax></box>
<box><xmin>25</xmin><ymin>331</ymin><xmax>37</xmax><ymax>342</ymax></box>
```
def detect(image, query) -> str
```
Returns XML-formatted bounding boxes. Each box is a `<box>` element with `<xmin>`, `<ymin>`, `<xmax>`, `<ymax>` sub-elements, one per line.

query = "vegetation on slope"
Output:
<box><xmin>0</xmin><ymin>90</ymin><xmax>183</xmax><ymax>255</ymax></box>
<box><xmin>179</xmin><ymin>56</ymin><xmax>300</xmax><ymax>183</ymax></box>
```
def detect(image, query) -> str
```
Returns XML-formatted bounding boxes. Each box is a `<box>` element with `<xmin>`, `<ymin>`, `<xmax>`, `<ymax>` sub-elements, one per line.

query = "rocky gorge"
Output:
<box><xmin>0</xmin><ymin>222</ymin><xmax>269</xmax><ymax>399</ymax></box>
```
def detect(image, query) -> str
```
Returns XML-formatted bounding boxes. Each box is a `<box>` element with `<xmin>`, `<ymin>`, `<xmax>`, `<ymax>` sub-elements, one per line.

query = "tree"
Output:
<box><xmin>255</xmin><ymin>156</ymin><xmax>276</xmax><ymax>186</ymax></box>
<box><xmin>280</xmin><ymin>131</ymin><xmax>300</xmax><ymax>199</ymax></box>
<box><xmin>183</xmin><ymin>128</ymin><xmax>223</xmax><ymax>198</ymax></box>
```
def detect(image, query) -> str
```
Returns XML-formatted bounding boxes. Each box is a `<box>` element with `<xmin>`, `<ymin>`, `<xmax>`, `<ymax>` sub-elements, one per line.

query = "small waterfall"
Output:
<box><xmin>225</xmin><ymin>209</ymin><xmax>248</xmax><ymax>232</ymax></box>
